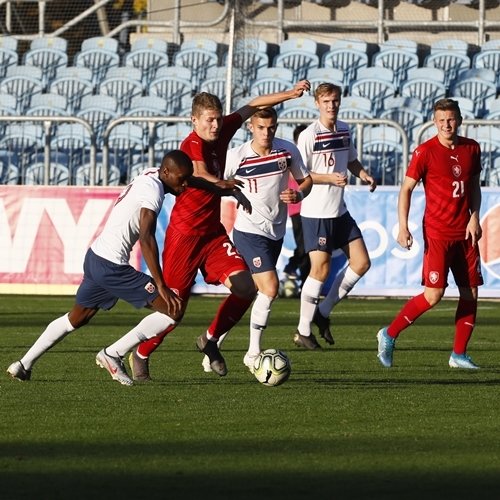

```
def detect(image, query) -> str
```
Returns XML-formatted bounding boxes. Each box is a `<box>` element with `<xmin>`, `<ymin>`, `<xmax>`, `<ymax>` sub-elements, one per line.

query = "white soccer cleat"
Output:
<box><xmin>449</xmin><ymin>352</ymin><xmax>479</xmax><ymax>370</ymax></box>
<box><xmin>96</xmin><ymin>349</ymin><xmax>133</xmax><ymax>386</ymax></box>
<box><xmin>7</xmin><ymin>361</ymin><xmax>31</xmax><ymax>381</ymax></box>
<box><xmin>243</xmin><ymin>352</ymin><xmax>260</xmax><ymax>374</ymax></box>
<box><xmin>201</xmin><ymin>354</ymin><xmax>212</xmax><ymax>373</ymax></box>
<box><xmin>377</xmin><ymin>327</ymin><xmax>395</xmax><ymax>368</ymax></box>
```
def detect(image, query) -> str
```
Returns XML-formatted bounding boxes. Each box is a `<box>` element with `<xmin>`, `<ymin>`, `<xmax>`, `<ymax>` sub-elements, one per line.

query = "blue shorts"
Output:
<box><xmin>232</xmin><ymin>229</ymin><xmax>283</xmax><ymax>274</ymax></box>
<box><xmin>75</xmin><ymin>249</ymin><xmax>160</xmax><ymax>310</ymax></box>
<box><xmin>302</xmin><ymin>212</ymin><xmax>362</xmax><ymax>254</ymax></box>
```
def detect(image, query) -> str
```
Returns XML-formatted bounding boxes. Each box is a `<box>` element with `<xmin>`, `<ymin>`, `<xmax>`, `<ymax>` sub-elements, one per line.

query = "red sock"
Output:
<box><xmin>136</xmin><ymin>324</ymin><xmax>176</xmax><ymax>358</ymax></box>
<box><xmin>208</xmin><ymin>294</ymin><xmax>253</xmax><ymax>339</ymax></box>
<box><xmin>387</xmin><ymin>293</ymin><xmax>433</xmax><ymax>338</ymax></box>
<box><xmin>453</xmin><ymin>298</ymin><xmax>477</xmax><ymax>355</ymax></box>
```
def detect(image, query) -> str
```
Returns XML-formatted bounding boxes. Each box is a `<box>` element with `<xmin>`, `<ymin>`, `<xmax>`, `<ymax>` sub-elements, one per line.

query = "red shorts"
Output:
<box><xmin>422</xmin><ymin>237</ymin><xmax>483</xmax><ymax>289</ymax></box>
<box><xmin>162</xmin><ymin>226</ymin><xmax>249</xmax><ymax>300</ymax></box>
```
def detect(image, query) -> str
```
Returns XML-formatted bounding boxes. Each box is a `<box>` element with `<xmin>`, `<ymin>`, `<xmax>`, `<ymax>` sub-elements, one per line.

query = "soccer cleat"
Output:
<box><xmin>7</xmin><ymin>361</ymin><xmax>31</xmax><ymax>381</ymax></box>
<box><xmin>313</xmin><ymin>310</ymin><xmax>335</xmax><ymax>345</ymax></box>
<box><xmin>377</xmin><ymin>327</ymin><xmax>395</xmax><ymax>368</ymax></box>
<box><xmin>128</xmin><ymin>349</ymin><xmax>152</xmax><ymax>381</ymax></box>
<box><xmin>449</xmin><ymin>352</ymin><xmax>479</xmax><ymax>370</ymax></box>
<box><xmin>201</xmin><ymin>355</ymin><xmax>212</xmax><ymax>373</ymax></box>
<box><xmin>293</xmin><ymin>331</ymin><xmax>321</xmax><ymax>350</ymax></box>
<box><xmin>196</xmin><ymin>334</ymin><xmax>227</xmax><ymax>376</ymax></box>
<box><xmin>96</xmin><ymin>349</ymin><xmax>133</xmax><ymax>386</ymax></box>
<box><xmin>243</xmin><ymin>352</ymin><xmax>260</xmax><ymax>374</ymax></box>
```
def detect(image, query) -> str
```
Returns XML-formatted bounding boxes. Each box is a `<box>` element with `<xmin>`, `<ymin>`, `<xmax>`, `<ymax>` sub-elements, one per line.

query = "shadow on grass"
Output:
<box><xmin>1</xmin><ymin>440</ymin><xmax>499</xmax><ymax>500</ymax></box>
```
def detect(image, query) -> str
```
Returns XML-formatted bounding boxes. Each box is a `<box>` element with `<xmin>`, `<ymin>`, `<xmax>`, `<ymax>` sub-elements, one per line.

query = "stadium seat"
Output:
<box><xmin>174</xmin><ymin>38</ymin><xmax>219</xmax><ymax>91</ymax></box>
<box><xmin>0</xmin><ymin>46</ymin><xmax>18</xmax><ymax>79</ymax></box>
<box><xmin>74</xmin><ymin>37</ymin><xmax>120</xmax><ymax>88</ymax></box>
<box><xmin>223</xmin><ymin>38</ymin><xmax>269</xmax><ymax>94</ymax></box>
<box><xmin>349</xmin><ymin>67</ymin><xmax>397</xmax><ymax>115</ymax></box>
<box><xmin>424</xmin><ymin>51</ymin><xmax>471</xmax><ymax>92</ymax></box>
<box><xmin>74</xmin><ymin>154</ymin><xmax>121</xmax><ymax>186</ymax></box>
<box><xmin>0</xmin><ymin>65</ymin><xmax>43</xmax><ymax>112</ymax></box>
<box><xmin>322</xmin><ymin>39</ymin><xmax>369</xmax><ymax>89</ymax></box>
<box><xmin>401</xmin><ymin>68</ymin><xmax>447</xmax><ymax>119</ymax></box>
<box><xmin>379</xmin><ymin>96</ymin><xmax>425</xmax><ymax>144</ymax></box>
<box><xmin>483</xmin><ymin>97</ymin><xmax>500</xmax><ymax>119</ymax></box>
<box><xmin>124</xmin><ymin>47</ymin><xmax>170</xmax><ymax>88</ymax></box>
<box><xmin>126</xmin><ymin>95</ymin><xmax>169</xmax><ymax>146</ymax></box>
<box><xmin>273</xmin><ymin>38</ymin><xmax>320</xmax><ymax>81</ymax></box>
<box><xmin>49</xmin><ymin>67</ymin><xmax>94</xmax><ymax>113</ymax></box>
<box><xmin>24</xmin><ymin>151</ymin><xmax>70</xmax><ymax>185</ymax></box>
<box><xmin>149</xmin><ymin>71</ymin><xmax>193</xmax><ymax>117</ymax></box>
<box><xmin>154</xmin><ymin>123</ymin><xmax>192</xmax><ymax>152</ymax></box>
<box><xmin>279</xmin><ymin>95</ymin><xmax>319</xmax><ymax>120</ymax></box>
<box><xmin>430</xmin><ymin>38</ymin><xmax>469</xmax><ymax>55</ymax></box>
<box><xmin>255</xmin><ymin>66</ymin><xmax>294</xmax><ymax>82</ymax></box>
<box><xmin>0</xmin><ymin>149</ymin><xmax>19</xmax><ymax>185</ymax></box>
<box><xmin>379</xmin><ymin>38</ymin><xmax>418</xmax><ymax>53</ymax></box>
<box><xmin>77</xmin><ymin>95</ymin><xmax>119</xmax><ymax>147</ymax></box>
<box><xmin>362</xmin><ymin>125</ymin><xmax>404</xmax><ymax>185</ymax></box>
<box><xmin>24</xmin><ymin>46</ymin><xmax>69</xmax><ymax>89</ymax></box>
<box><xmin>372</xmin><ymin>46</ymin><xmax>419</xmax><ymax>89</ymax></box>
<box><xmin>50</xmin><ymin>122</ymin><xmax>92</xmax><ymax>175</ymax></box>
<box><xmin>473</xmin><ymin>48</ymin><xmax>500</xmax><ymax>91</ymax></box>
<box><xmin>466</xmin><ymin>126</ymin><xmax>500</xmax><ymax>185</ymax></box>
<box><xmin>451</xmin><ymin>96</ymin><xmax>476</xmax><ymax>119</ymax></box>
<box><xmin>306</xmin><ymin>67</ymin><xmax>344</xmax><ymax>92</ymax></box>
<box><xmin>450</xmin><ymin>68</ymin><xmax>497</xmax><ymax>117</ymax></box>
<box><xmin>30</xmin><ymin>36</ymin><xmax>68</xmax><ymax>52</ymax></box>
<box><xmin>0</xmin><ymin>123</ymin><xmax>44</xmax><ymax>179</ymax></box>
<box><xmin>106</xmin><ymin>123</ymin><xmax>145</xmax><ymax>179</ymax></box>
<box><xmin>98</xmin><ymin>67</ymin><xmax>144</xmax><ymax>115</ymax></box>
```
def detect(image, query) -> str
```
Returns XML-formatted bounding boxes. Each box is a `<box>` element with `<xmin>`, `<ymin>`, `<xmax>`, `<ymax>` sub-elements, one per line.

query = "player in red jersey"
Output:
<box><xmin>377</xmin><ymin>98</ymin><xmax>483</xmax><ymax>369</ymax></box>
<box><xmin>129</xmin><ymin>81</ymin><xmax>311</xmax><ymax>380</ymax></box>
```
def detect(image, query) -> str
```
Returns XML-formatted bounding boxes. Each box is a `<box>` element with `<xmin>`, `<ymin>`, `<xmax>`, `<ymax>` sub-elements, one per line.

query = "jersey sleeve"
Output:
<box><xmin>138</xmin><ymin>178</ymin><xmax>162</xmax><ymax>214</ymax></box>
<box><xmin>287</xmin><ymin>141</ymin><xmax>309</xmax><ymax>180</ymax></box>
<box><xmin>406</xmin><ymin>144</ymin><xmax>426</xmax><ymax>182</ymax></box>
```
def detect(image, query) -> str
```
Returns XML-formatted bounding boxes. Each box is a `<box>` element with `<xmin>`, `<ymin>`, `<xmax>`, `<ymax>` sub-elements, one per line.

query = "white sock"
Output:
<box><xmin>249</xmin><ymin>292</ymin><xmax>274</xmax><ymax>354</ymax></box>
<box><xmin>318</xmin><ymin>266</ymin><xmax>362</xmax><ymax>318</ymax></box>
<box><xmin>106</xmin><ymin>312</ymin><xmax>177</xmax><ymax>358</ymax></box>
<box><xmin>217</xmin><ymin>332</ymin><xmax>228</xmax><ymax>349</ymax></box>
<box><xmin>298</xmin><ymin>277</ymin><xmax>323</xmax><ymax>336</ymax></box>
<box><xmin>21</xmin><ymin>313</ymin><xmax>75</xmax><ymax>369</ymax></box>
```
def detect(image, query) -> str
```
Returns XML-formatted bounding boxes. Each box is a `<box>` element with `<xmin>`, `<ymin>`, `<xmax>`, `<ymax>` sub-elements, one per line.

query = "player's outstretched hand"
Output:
<box><xmin>232</xmin><ymin>189</ymin><xmax>252</xmax><ymax>214</ymax></box>
<box><xmin>291</xmin><ymin>80</ymin><xmax>311</xmax><ymax>98</ymax></box>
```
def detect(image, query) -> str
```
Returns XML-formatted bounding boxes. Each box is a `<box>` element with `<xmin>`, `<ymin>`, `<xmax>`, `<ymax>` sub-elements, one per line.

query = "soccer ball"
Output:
<box><xmin>253</xmin><ymin>349</ymin><xmax>291</xmax><ymax>387</ymax></box>
<box><xmin>279</xmin><ymin>278</ymin><xmax>300</xmax><ymax>298</ymax></box>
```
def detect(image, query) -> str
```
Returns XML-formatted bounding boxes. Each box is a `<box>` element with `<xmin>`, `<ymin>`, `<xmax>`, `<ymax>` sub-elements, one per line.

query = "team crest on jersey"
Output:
<box><xmin>277</xmin><ymin>156</ymin><xmax>288</xmax><ymax>171</ymax></box>
<box><xmin>253</xmin><ymin>257</ymin><xmax>262</xmax><ymax>268</ymax></box>
<box><xmin>145</xmin><ymin>282</ymin><xmax>156</xmax><ymax>294</ymax></box>
<box><xmin>318</xmin><ymin>237</ymin><xmax>327</xmax><ymax>247</ymax></box>
<box><xmin>429</xmin><ymin>271</ymin><xmax>439</xmax><ymax>284</ymax></box>
<box><xmin>452</xmin><ymin>164</ymin><xmax>462</xmax><ymax>178</ymax></box>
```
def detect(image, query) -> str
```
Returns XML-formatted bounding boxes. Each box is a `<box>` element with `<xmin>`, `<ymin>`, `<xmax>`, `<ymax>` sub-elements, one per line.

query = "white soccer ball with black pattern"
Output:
<box><xmin>253</xmin><ymin>349</ymin><xmax>291</xmax><ymax>387</ymax></box>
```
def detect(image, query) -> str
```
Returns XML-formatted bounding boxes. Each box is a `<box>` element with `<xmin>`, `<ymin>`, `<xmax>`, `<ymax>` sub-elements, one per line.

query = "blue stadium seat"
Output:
<box><xmin>24</xmin><ymin>47</ymin><xmax>69</xmax><ymax>89</ymax></box>
<box><xmin>174</xmin><ymin>38</ymin><xmax>219</xmax><ymax>91</ymax></box>
<box><xmin>25</xmin><ymin>152</ymin><xmax>70</xmax><ymax>185</ymax></box>
<box><xmin>98</xmin><ymin>67</ymin><xmax>143</xmax><ymax>115</ymax></box>
<box><xmin>149</xmin><ymin>70</ymin><xmax>193</xmax><ymax>116</ymax></box>
<box><xmin>349</xmin><ymin>67</ymin><xmax>397</xmax><ymax>115</ymax></box>
<box><xmin>49</xmin><ymin>66</ymin><xmax>94</xmax><ymax>113</ymax></box>
<box><xmin>450</xmin><ymin>68</ymin><xmax>497</xmax><ymax>117</ymax></box>
<box><xmin>0</xmin><ymin>65</ymin><xmax>43</xmax><ymax>112</ymax></box>
<box><xmin>273</xmin><ymin>38</ymin><xmax>319</xmax><ymax>81</ymax></box>
<box><xmin>322</xmin><ymin>39</ymin><xmax>369</xmax><ymax>89</ymax></box>
<box><xmin>372</xmin><ymin>46</ymin><xmax>419</xmax><ymax>89</ymax></box>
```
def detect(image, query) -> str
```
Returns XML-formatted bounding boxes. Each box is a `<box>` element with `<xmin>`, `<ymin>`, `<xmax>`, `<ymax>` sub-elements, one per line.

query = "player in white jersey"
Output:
<box><xmin>214</xmin><ymin>107</ymin><xmax>312</xmax><ymax>371</ymax></box>
<box><xmin>294</xmin><ymin>83</ymin><xmax>377</xmax><ymax>350</ymax></box>
<box><xmin>7</xmin><ymin>150</ymin><xmax>193</xmax><ymax>386</ymax></box>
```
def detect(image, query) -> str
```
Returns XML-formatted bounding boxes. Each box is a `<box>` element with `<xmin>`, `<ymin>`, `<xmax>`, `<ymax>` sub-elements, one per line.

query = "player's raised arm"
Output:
<box><xmin>235</xmin><ymin>80</ymin><xmax>311</xmax><ymax>122</ymax></box>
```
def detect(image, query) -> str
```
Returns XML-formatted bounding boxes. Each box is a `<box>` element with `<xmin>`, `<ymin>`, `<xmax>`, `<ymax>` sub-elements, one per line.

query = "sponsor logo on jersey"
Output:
<box><xmin>145</xmin><ymin>282</ymin><xmax>156</xmax><ymax>293</ymax></box>
<box><xmin>429</xmin><ymin>271</ymin><xmax>439</xmax><ymax>284</ymax></box>
<box><xmin>253</xmin><ymin>257</ymin><xmax>262</xmax><ymax>268</ymax></box>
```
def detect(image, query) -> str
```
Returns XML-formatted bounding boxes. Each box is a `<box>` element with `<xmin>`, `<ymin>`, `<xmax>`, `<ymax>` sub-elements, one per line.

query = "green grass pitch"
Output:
<box><xmin>1</xmin><ymin>295</ymin><xmax>499</xmax><ymax>499</ymax></box>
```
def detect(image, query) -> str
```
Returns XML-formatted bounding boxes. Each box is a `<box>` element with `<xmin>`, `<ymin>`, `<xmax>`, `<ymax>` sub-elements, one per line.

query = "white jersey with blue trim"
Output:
<box><xmin>298</xmin><ymin>119</ymin><xmax>357</xmax><ymax>219</ymax></box>
<box><xmin>91</xmin><ymin>168</ymin><xmax>165</xmax><ymax>265</ymax></box>
<box><xmin>225</xmin><ymin>137</ymin><xmax>309</xmax><ymax>240</ymax></box>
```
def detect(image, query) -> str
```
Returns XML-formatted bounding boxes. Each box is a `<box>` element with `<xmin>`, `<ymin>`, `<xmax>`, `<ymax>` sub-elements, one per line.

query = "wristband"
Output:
<box><xmin>296</xmin><ymin>190</ymin><xmax>304</xmax><ymax>201</ymax></box>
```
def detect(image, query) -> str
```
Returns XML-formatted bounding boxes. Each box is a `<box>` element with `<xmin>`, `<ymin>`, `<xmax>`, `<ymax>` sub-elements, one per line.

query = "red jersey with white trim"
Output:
<box><xmin>406</xmin><ymin>135</ymin><xmax>481</xmax><ymax>240</ymax></box>
<box><xmin>168</xmin><ymin>113</ymin><xmax>243</xmax><ymax>235</ymax></box>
